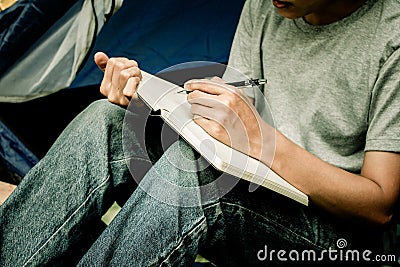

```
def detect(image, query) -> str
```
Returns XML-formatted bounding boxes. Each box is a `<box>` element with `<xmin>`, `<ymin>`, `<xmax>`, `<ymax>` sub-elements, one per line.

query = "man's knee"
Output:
<box><xmin>84</xmin><ymin>99</ymin><xmax>126</xmax><ymax>124</ymax></box>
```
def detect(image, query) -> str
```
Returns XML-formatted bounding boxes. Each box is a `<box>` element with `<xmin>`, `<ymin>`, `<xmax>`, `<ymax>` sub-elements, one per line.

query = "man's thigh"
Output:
<box><xmin>199</xmin><ymin>180</ymin><xmax>385</xmax><ymax>266</ymax></box>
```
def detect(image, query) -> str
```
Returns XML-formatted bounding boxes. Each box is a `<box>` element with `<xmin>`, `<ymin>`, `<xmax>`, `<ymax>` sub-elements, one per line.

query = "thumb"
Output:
<box><xmin>94</xmin><ymin>52</ymin><xmax>109</xmax><ymax>72</ymax></box>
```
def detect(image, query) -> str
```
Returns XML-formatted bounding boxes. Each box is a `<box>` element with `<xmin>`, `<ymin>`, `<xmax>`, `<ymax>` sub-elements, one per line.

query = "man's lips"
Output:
<box><xmin>272</xmin><ymin>0</ymin><xmax>292</xmax><ymax>9</ymax></box>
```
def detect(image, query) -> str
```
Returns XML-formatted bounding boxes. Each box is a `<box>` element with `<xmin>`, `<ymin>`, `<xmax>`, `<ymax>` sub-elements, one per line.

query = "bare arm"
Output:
<box><xmin>272</xmin><ymin>132</ymin><xmax>400</xmax><ymax>225</ymax></box>
<box><xmin>186</xmin><ymin>79</ymin><xmax>400</xmax><ymax>225</ymax></box>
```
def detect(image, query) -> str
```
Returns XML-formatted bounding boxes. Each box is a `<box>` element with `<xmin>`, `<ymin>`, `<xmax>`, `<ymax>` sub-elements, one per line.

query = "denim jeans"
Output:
<box><xmin>0</xmin><ymin>100</ymin><xmax>386</xmax><ymax>266</ymax></box>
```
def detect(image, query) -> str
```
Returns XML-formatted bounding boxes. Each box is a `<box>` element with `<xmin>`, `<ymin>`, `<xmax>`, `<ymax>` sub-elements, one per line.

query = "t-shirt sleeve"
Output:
<box><xmin>223</xmin><ymin>0</ymin><xmax>259</xmax><ymax>79</ymax></box>
<box><xmin>223</xmin><ymin>0</ymin><xmax>261</xmax><ymax>98</ymax></box>
<box><xmin>365</xmin><ymin>48</ymin><xmax>400</xmax><ymax>153</ymax></box>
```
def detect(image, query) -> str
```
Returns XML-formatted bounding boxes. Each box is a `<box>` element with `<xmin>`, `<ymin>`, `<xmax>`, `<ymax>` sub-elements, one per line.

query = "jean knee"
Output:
<box><xmin>84</xmin><ymin>99</ymin><xmax>126</xmax><ymax>122</ymax></box>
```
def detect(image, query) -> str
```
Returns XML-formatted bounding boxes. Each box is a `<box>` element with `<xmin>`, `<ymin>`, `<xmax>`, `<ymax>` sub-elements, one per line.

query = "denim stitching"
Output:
<box><xmin>23</xmin><ymin>175</ymin><xmax>111</xmax><ymax>266</ymax></box>
<box><xmin>219</xmin><ymin>201</ymin><xmax>326</xmax><ymax>250</ymax></box>
<box><xmin>109</xmin><ymin>156</ymin><xmax>152</xmax><ymax>164</ymax></box>
<box><xmin>158</xmin><ymin>216</ymin><xmax>207</xmax><ymax>266</ymax></box>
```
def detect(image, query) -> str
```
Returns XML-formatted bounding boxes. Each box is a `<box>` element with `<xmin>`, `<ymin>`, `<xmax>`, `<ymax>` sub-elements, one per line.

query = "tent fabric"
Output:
<box><xmin>0</xmin><ymin>0</ymin><xmax>79</xmax><ymax>74</ymax></box>
<box><xmin>0</xmin><ymin>120</ymin><xmax>39</xmax><ymax>177</ymax></box>
<box><xmin>71</xmin><ymin>0</ymin><xmax>246</xmax><ymax>88</ymax></box>
<box><xmin>0</xmin><ymin>0</ymin><xmax>245</xmax><ymax>102</ymax></box>
<box><xmin>0</xmin><ymin>0</ymin><xmax>122</xmax><ymax>102</ymax></box>
<box><xmin>0</xmin><ymin>0</ymin><xmax>244</xmax><ymax>179</ymax></box>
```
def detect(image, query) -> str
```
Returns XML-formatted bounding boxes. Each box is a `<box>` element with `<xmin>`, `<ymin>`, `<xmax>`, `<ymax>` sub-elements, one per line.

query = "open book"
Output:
<box><xmin>137</xmin><ymin>71</ymin><xmax>309</xmax><ymax>206</ymax></box>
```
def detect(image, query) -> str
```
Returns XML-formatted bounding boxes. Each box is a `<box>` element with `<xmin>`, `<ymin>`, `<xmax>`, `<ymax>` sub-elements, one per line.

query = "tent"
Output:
<box><xmin>0</xmin><ymin>0</ymin><xmax>245</xmax><ymax>178</ymax></box>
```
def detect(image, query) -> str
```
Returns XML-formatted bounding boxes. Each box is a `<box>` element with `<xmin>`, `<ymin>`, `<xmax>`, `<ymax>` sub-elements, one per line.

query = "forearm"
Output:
<box><xmin>262</xmin><ymin>129</ymin><xmax>395</xmax><ymax>225</ymax></box>
<box><xmin>184</xmin><ymin>78</ymin><xmax>398</xmax><ymax>224</ymax></box>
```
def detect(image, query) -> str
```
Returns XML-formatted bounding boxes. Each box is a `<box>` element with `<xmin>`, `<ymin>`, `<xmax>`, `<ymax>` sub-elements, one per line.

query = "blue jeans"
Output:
<box><xmin>0</xmin><ymin>100</ymin><xmax>386</xmax><ymax>266</ymax></box>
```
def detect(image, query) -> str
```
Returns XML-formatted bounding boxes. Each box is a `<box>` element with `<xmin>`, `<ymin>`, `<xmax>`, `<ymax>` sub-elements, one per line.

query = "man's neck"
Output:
<box><xmin>304</xmin><ymin>0</ymin><xmax>367</xmax><ymax>25</ymax></box>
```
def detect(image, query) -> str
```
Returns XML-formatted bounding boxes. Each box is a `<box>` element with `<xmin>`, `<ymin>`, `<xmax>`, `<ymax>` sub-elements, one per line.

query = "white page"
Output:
<box><xmin>137</xmin><ymin>71</ymin><xmax>309</xmax><ymax>206</ymax></box>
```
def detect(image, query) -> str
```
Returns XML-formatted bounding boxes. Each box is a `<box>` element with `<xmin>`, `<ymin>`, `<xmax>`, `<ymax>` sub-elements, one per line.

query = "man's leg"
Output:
<box><xmin>77</xmin><ymin>140</ymin><xmax>385</xmax><ymax>266</ymax></box>
<box><xmin>0</xmin><ymin>99</ymin><xmax>158</xmax><ymax>266</ymax></box>
<box><xmin>77</xmin><ymin>139</ymin><xmax>218</xmax><ymax>266</ymax></box>
<box><xmin>199</xmin><ymin>184</ymin><xmax>385</xmax><ymax>266</ymax></box>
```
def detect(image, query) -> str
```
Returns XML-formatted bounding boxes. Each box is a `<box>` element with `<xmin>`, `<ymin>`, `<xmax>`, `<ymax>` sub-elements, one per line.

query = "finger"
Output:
<box><xmin>109</xmin><ymin>58</ymin><xmax>139</xmax><ymax>93</ymax></box>
<box><xmin>122</xmin><ymin>76</ymin><xmax>141</xmax><ymax>99</ymax></box>
<box><xmin>193</xmin><ymin>115</ymin><xmax>216</xmax><ymax>133</ymax></box>
<box><xmin>190</xmin><ymin>104</ymin><xmax>215</xmax><ymax>119</ymax></box>
<box><xmin>183</xmin><ymin>77</ymin><xmax>224</xmax><ymax>92</ymax></box>
<box><xmin>99</xmin><ymin>64</ymin><xmax>114</xmax><ymax>97</ymax></box>
<box><xmin>94</xmin><ymin>52</ymin><xmax>109</xmax><ymax>72</ymax></box>
<box><xmin>101</xmin><ymin>57</ymin><xmax>140</xmax><ymax>103</ymax></box>
<box><xmin>210</xmin><ymin>76</ymin><xmax>225</xmax><ymax>82</ymax></box>
<box><xmin>107</xmin><ymin>89</ymin><xmax>130</xmax><ymax>107</ymax></box>
<box><xmin>188</xmin><ymin>90</ymin><xmax>241</xmax><ymax>115</ymax></box>
<box><xmin>193</xmin><ymin>114</ymin><xmax>210</xmax><ymax>127</ymax></box>
<box><xmin>119</xmin><ymin>66</ymin><xmax>142</xmax><ymax>90</ymax></box>
<box><xmin>101</xmin><ymin>57</ymin><xmax>117</xmax><ymax>96</ymax></box>
<box><xmin>193</xmin><ymin>115</ymin><xmax>233</xmax><ymax>146</ymax></box>
<box><xmin>190</xmin><ymin>102</ymin><xmax>238</xmax><ymax>128</ymax></box>
<box><xmin>190</xmin><ymin>99</ymin><xmax>233</xmax><ymax>121</ymax></box>
<box><xmin>187</xmin><ymin>90</ymin><xmax>219</xmax><ymax>108</ymax></box>
<box><xmin>185</xmin><ymin>79</ymin><xmax>233</xmax><ymax>96</ymax></box>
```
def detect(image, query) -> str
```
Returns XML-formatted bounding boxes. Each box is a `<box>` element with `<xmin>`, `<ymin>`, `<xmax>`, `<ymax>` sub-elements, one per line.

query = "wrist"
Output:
<box><xmin>259</xmin><ymin>121</ymin><xmax>277</xmax><ymax>168</ymax></box>
<box><xmin>270</xmin><ymin>130</ymin><xmax>313</xmax><ymax>196</ymax></box>
<box><xmin>270</xmin><ymin>130</ymin><xmax>290</xmax><ymax>173</ymax></box>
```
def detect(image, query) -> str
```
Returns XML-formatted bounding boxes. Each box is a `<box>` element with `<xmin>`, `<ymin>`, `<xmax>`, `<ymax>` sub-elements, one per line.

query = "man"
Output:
<box><xmin>1</xmin><ymin>0</ymin><xmax>399</xmax><ymax>265</ymax></box>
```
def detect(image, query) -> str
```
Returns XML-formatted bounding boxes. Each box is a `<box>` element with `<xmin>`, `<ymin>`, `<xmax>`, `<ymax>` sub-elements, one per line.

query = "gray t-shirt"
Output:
<box><xmin>226</xmin><ymin>0</ymin><xmax>400</xmax><ymax>173</ymax></box>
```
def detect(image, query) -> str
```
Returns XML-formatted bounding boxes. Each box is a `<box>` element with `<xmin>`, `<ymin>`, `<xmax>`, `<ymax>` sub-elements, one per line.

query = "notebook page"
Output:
<box><xmin>164</xmin><ymin>107</ymin><xmax>308</xmax><ymax>206</ymax></box>
<box><xmin>137</xmin><ymin>71</ymin><xmax>308</xmax><ymax>205</ymax></box>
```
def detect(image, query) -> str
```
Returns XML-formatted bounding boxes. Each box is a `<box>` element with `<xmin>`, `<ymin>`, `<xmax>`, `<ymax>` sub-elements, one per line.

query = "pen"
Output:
<box><xmin>227</xmin><ymin>78</ymin><xmax>267</xmax><ymax>87</ymax></box>
<box><xmin>177</xmin><ymin>78</ymin><xmax>267</xmax><ymax>94</ymax></box>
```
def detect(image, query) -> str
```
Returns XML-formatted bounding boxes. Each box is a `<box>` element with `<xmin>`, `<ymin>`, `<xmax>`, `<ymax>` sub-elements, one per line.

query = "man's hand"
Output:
<box><xmin>185</xmin><ymin>78</ymin><xmax>275</xmax><ymax>164</ymax></box>
<box><xmin>94</xmin><ymin>52</ymin><xmax>143</xmax><ymax>107</ymax></box>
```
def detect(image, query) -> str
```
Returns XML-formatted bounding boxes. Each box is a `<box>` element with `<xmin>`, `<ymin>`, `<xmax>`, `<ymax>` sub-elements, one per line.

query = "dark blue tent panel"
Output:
<box><xmin>0</xmin><ymin>120</ymin><xmax>39</xmax><ymax>177</ymax></box>
<box><xmin>71</xmin><ymin>0</ymin><xmax>245</xmax><ymax>88</ymax></box>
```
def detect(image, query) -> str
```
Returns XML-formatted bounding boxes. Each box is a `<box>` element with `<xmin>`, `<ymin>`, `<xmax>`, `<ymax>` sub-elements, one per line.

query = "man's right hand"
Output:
<box><xmin>94</xmin><ymin>52</ymin><xmax>143</xmax><ymax>107</ymax></box>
